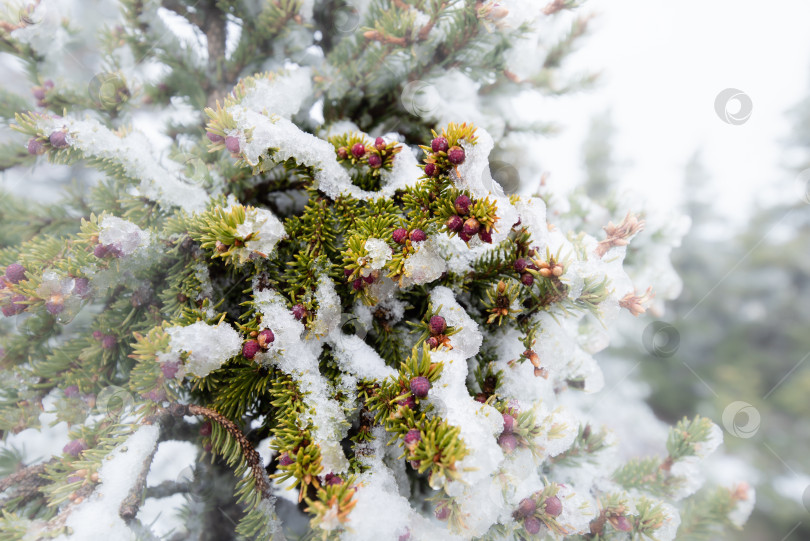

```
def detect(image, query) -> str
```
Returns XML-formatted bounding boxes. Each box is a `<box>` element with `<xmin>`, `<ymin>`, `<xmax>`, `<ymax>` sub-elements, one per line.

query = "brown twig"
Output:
<box><xmin>0</xmin><ymin>460</ymin><xmax>51</xmax><ymax>494</ymax></box>
<box><xmin>146</xmin><ymin>479</ymin><xmax>191</xmax><ymax>499</ymax></box>
<box><xmin>119</xmin><ymin>434</ymin><xmax>160</xmax><ymax>521</ymax></box>
<box><xmin>0</xmin><ymin>458</ymin><xmax>56</xmax><ymax>507</ymax></box>
<box><xmin>185</xmin><ymin>404</ymin><xmax>271</xmax><ymax>498</ymax></box>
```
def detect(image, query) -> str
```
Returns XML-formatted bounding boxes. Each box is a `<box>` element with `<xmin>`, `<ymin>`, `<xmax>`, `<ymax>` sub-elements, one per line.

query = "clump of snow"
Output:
<box><xmin>99</xmin><ymin>216</ymin><xmax>151</xmax><ymax>256</ymax></box>
<box><xmin>494</xmin><ymin>328</ymin><xmax>555</xmax><ymax>405</ymax></box>
<box><xmin>56</xmin><ymin>425</ymin><xmax>160</xmax><ymax>541</ymax></box>
<box><xmin>669</xmin><ymin>456</ymin><xmax>704</xmax><ymax>500</ymax></box>
<box><xmin>536</xmin><ymin>406</ymin><xmax>579</xmax><ymax>458</ymax></box>
<box><xmin>427</xmin><ymin>286</ymin><xmax>507</xmax><ymax>525</ymax></box>
<box><xmin>308</xmin><ymin>275</ymin><xmax>343</xmax><ymax>338</ymax></box>
<box><xmin>515</xmin><ymin>197</ymin><xmax>550</xmax><ymax>251</ymax></box>
<box><xmin>236</xmin><ymin>207</ymin><xmax>287</xmax><ymax>257</ymax></box>
<box><xmin>166</xmin><ymin>321</ymin><xmax>242</xmax><ymax>377</ymax></box>
<box><xmin>497</xmin><ymin>0</ymin><xmax>543</xmax><ymax>29</ymax></box>
<box><xmin>10</xmin><ymin>2</ymin><xmax>71</xmax><ymax>62</ymax></box>
<box><xmin>307</xmin><ymin>276</ymin><xmax>396</xmax><ymax>380</ymax></box>
<box><xmin>2</xmin><ymin>390</ymin><xmax>70</xmax><ymax>468</ymax></box>
<box><xmin>694</xmin><ymin>422</ymin><xmax>723</xmax><ymax>458</ymax></box>
<box><xmin>452</xmin><ymin>128</ymin><xmax>519</xmax><ymax>246</ymax></box>
<box><xmin>240</xmin><ymin>68</ymin><xmax>313</xmax><ymax>119</ymax></box>
<box><xmin>667</xmin><ymin>421</ymin><xmax>724</xmax><ymax>499</ymax></box>
<box><xmin>228</xmin><ymin>75</ymin><xmax>421</xmax><ymax>202</ymax></box>
<box><xmin>36</xmin><ymin>116</ymin><xmax>209</xmax><ymax>212</ymax></box>
<box><xmin>650</xmin><ymin>501</ymin><xmax>682</xmax><ymax>541</ymax></box>
<box><xmin>728</xmin><ymin>485</ymin><xmax>756</xmax><ymax>528</ymax></box>
<box><xmin>345</xmin><ymin>428</ymin><xmax>413</xmax><ymax>541</ymax></box>
<box><xmin>555</xmin><ymin>484</ymin><xmax>598</xmax><ymax>536</ymax></box>
<box><xmin>378</xmin><ymin>141</ymin><xmax>423</xmax><ymax>193</ymax></box>
<box><xmin>401</xmin><ymin>237</ymin><xmax>446</xmax><ymax>287</ymax></box>
<box><xmin>363</xmin><ymin>238</ymin><xmax>392</xmax><ymax>271</ymax></box>
<box><xmin>252</xmin><ymin>281</ymin><xmax>349</xmax><ymax>473</ymax></box>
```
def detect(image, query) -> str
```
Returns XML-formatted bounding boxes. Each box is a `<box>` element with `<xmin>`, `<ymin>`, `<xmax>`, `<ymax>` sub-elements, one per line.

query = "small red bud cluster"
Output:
<box><xmin>422</xmin><ymin>135</ymin><xmax>466</xmax><ymax>178</ymax></box>
<box><xmin>346</xmin><ymin>267</ymin><xmax>380</xmax><ymax>292</ymax></box>
<box><xmin>392</xmin><ymin>228</ymin><xmax>428</xmax><ymax>246</ymax></box>
<box><xmin>32</xmin><ymin>80</ymin><xmax>54</xmax><ymax>107</ymax></box>
<box><xmin>445</xmin><ymin>195</ymin><xmax>492</xmax><ymax>244</ymax></box>
<box><xmin>1</xmin><ymin>264</ymin><xmax>29</xmax><ymax>316</ymax></box>
<box><xmin>242</xmin><ymin>328</ymin><xmax>275</xmax><ymax>359</ymax></box>
<box><xmin>425</xmin><ymin>314</ymin><xmax>453</xmax><ymax>350</ymax></box>
<box><xmin>512</xmin><ymin>491</ymin><xmax>564</xmax><ymax>535</ymax></box>
<box><xmin>515</xmin><ymin>252</ymin><xmax>564</xmax><ymax>286</ymax></box>
<box><xmin>337</xmin><ymin>136</ymin><xmax>397</xmax><ymax>170</ymax></box>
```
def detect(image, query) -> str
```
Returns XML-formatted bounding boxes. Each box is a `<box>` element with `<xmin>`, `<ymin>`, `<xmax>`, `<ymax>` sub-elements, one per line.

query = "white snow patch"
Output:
<box><xmin>56</xmin><ymin>425</ymin><xmax>160</xmax><ymax>541</ymax></box>
<box><xmin>99</xmin><ymin>216</ymin><xmax>151</xmax><ymax>256</ymax></box>
<box><xmin>166</xmin><ymin>321</ymin><xmax>242</xmax><ymax>377</ymax></box>
<box><xmin>253</xmin><ymin>283</ymin><xmax>349</xmax><ymax>473</ymax></box>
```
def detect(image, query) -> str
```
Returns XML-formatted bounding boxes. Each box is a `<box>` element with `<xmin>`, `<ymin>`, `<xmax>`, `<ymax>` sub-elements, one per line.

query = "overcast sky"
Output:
<box><xmin>537</xmin><ymin>0</ymin><xmax>810</xmax><ymax>228</ymax></box>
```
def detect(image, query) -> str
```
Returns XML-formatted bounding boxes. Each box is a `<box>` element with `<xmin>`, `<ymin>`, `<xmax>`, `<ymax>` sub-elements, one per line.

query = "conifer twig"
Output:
<box><xmin>185</xmin><ymin>404</ymin><xmax>271</xmax><ymax>498</ymax></box>
<box><xmin>0</xmin><ymin>460</ymin><xmax>52</xmax><ymax>494</ymax></box>
<box><xmin>0</xmin><ymin>459</ymin><xmax>55</xmax><ymax>506</ymax></box>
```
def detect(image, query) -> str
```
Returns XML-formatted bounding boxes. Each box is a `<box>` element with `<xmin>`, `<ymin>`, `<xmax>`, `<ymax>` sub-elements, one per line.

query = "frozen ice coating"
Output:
<box><xmin>166</xmin><ymin>320</ymin><xmax>242</xmax><ymax>377</ymax></box>
<box><xmin>191</xmin><ymin>262</ymin><xmax>214</xmax><ymax>301</ymax></box>
<box><xmin>54</xmin><ymin>425</ymin><xmax>159</xmax><ymax>541</ymax></box>
<box><xmin>35</xmin><ymin>116</ymin><xmax>209</xmax><ymax>212</ymax></box>
<box><xmin>36</xmin><ymin>270</ymin><xmax>76</xmax><ymax>306</ymax></box>
<box><xmin>98</xmin><ymin>215</ymin><xmax>151</xmax><ymax>255</ymax></box>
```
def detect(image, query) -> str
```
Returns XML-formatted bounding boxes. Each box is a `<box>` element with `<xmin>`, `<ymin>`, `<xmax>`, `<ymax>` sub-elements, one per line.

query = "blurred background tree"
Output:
<box><xmin>595</xmin><ymin>65</ymin><xmax>810</xmax><ymax>541</ymax></box>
